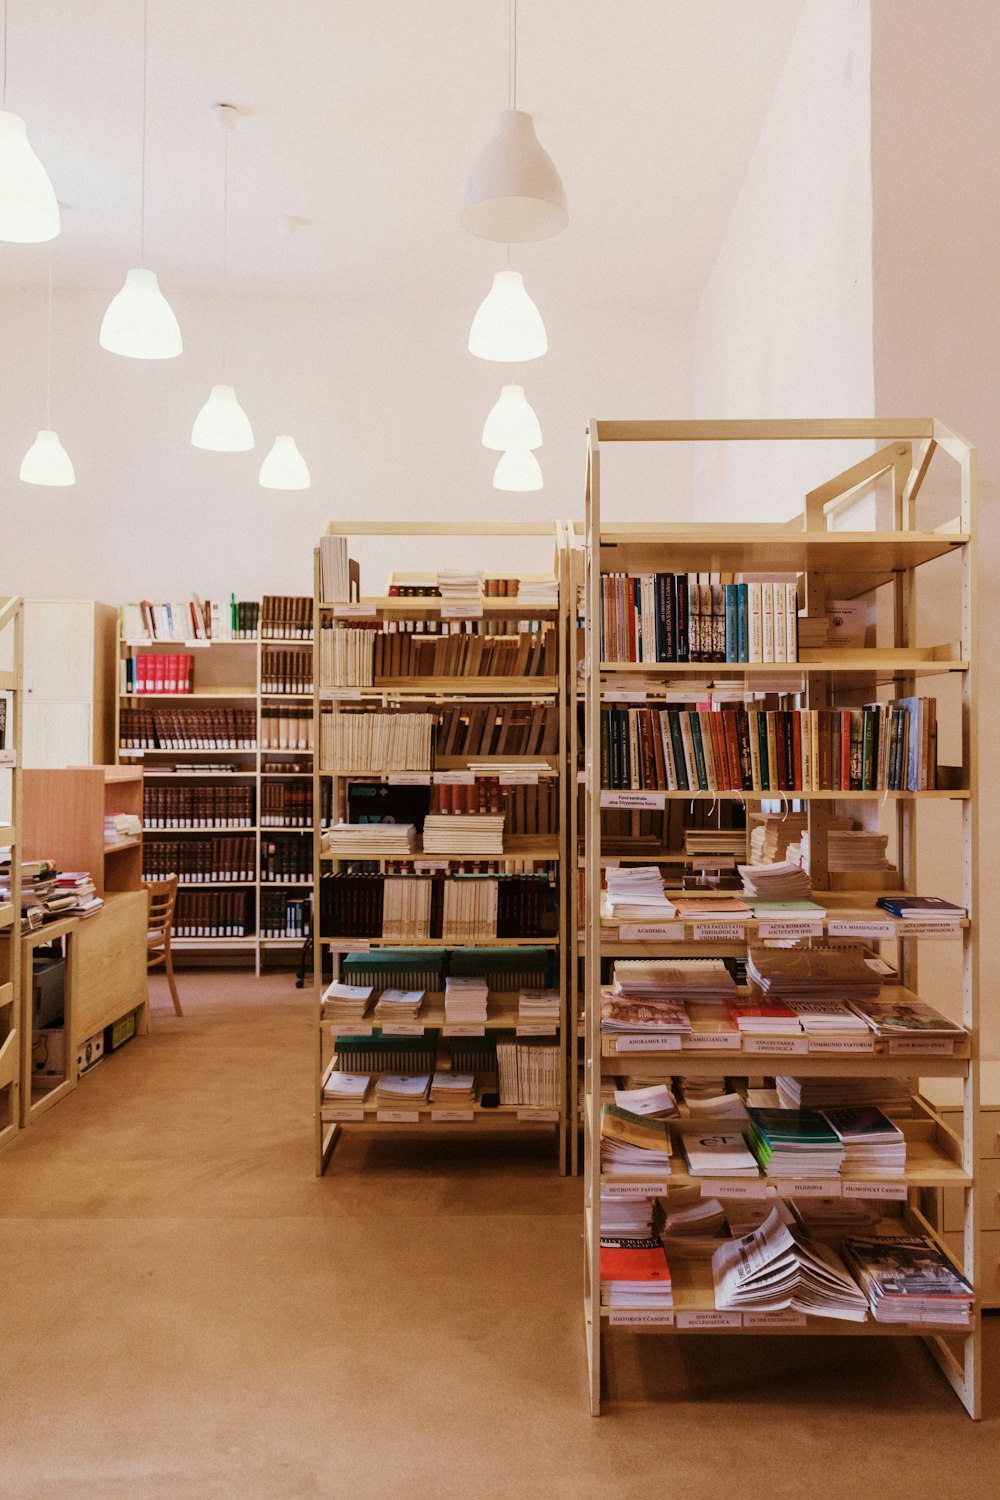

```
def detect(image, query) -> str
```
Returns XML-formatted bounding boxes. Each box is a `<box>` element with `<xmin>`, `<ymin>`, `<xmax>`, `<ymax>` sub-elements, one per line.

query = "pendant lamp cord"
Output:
<box><xmin>508</xmin><ymin>0</ymin><xmax>517</xmax><ymax>112</ymax></box>
<box><xmin>2</xmin><ymin>0</ymin><xmax>8</xmax><ymax>111</ymax></box>
<box><xmin>45</xmin><ymin>246</ymin><xmax>53</xmax><ymax>427</ymax></box>
<box><xmin>139</xmin><ymin>0</ymin><xmax>148</xmax><ymax>265</ymax></box>
<box><xmin>221</xmin><ymin>115</ymin><xmax>230</xmax><ymax>378</ymax></box>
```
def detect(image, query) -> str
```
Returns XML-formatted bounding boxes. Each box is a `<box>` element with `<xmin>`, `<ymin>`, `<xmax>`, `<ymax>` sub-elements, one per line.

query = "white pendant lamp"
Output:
<box><xmin>493</xmin><ymin>448</ymin><xmax>542</xmax><ymax>492</ymax></box>
<box><xmin>259</xmin><ymin>435</ymin><xmax>310</xmax><ymax>490</ymax></box>
<box><xmin>0</xmin><ymin>110</ymin><xmax>60</xmax><ymax>242</ymax></box>
<box><xmin>482</xmin><ymin>383</ymin><xmax>542</xmax><ymax>451</ymax></box>
<box><xmin>192</xmin><ymin>104</ymin><xmax>253</xmax><ymax>451</ymax></box>
<box><xmin>100</xmin><ymin>3</ymin><xmax>181</xmax><ymax>358</ymax></box>
<box><xmin>21</xmin><ymin>250</ymin><xmax>75</xmax><ymax>486</ymax></box>
<box><xmin>20</xmin><ymin>428</ymin><xmax>74</xmax><ymax>485</ymax></box>
<box><xmin>191</xmin><ymin>384</ymin><xmax>254</xmax><ymax>452</ymax></box>
<box><xmin>468</xmin><ymin>268</ymin><xmax>547</xmax><ymax>362</ymax></box>
<box><xmin>460</xmin><ymin>4</ymin><xmax>567</xmax><ymax>243</ymax></box>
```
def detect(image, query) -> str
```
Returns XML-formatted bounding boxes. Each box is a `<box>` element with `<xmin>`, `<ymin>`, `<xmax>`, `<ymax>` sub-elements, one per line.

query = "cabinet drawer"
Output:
<box><xmin>941</xmin><ymin>1157</ymin><xmax>1000</xmax><ymax>1232</ymax></box>
<box><xmin>943</xmin><ymin>1229</ymin><xmax>1000</xmax><ymax>1308</ymax></box>
<box><xmin>931</xmin><ymin>1104</ymin><xmax>1000</xmax><ymax>1162</ymax></box>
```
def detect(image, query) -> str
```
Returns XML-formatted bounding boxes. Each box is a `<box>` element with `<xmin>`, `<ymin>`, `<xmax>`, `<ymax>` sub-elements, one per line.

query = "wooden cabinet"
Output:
<box><xmin>22</xmin><ymin>600</ymin><xmax>117</xmax><ymax>767</ymax></box>
<box><xmin>22</xmin><ymin>765</ymin><xmax>143</xmax><ymax>898</ymax></box>
<box><xmin>0</xmin><ymin>596</ymin><xmax>24</xmax><ymax>1151</ymax></box>
<box><xmin>921</xmin><ymin>1062</ymin><xmax>1000</xmax><ymax>1307</ymax></box>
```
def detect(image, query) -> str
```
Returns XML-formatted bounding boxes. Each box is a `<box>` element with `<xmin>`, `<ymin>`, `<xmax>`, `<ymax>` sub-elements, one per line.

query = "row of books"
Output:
<box><xmin>142</xmin><ymin>837</ymin><xmax>256</xmax><ymax>883</ymax></box>
<box><xmin>260</xmin><ymin>595</ymin><xmax>313</xmax><ymax>639</ymax></box>
<box><xmin>174</xmin><ymin>890</ymin><xmax>251</xmax><ymax>937</ymax></box>
<box><xmin>260</xmin><ymin>646</ymin><xmax>313</xmax><ymax>695</ymax></box>
<box><xmin>120</xmin><ymin>707</ymin><xmax>257</xmax><ymax>750</ymax></box>
<box><xmin>6</xmin><ymin>862</ymin><xmax>104</xmax><ymax>930</ymax></box>
<box><xmin>122</xmin><ymin>597</ymin><xmax>260</xmax><ymax>642</ymax></box>
<box><xmin>259</xmin><ymin>891</ymin><xmax>310</xmax><ymax>939</ymax></box>
<box><xmin>260</xmin><ymin>707</ymin><xmax>313</xmax><ymax>751</ymax></box>
<box><xmin>338</xmin><ymin>778</ymin><xmax>558</xmax><ymax>837</ymax></box>
<box><xmin>260</xmin><ymin>836</ymin><xmax>312</xmax><ymax>884</ymax></box>
<box><xmin>599</xmin><ymin>573</ymin><xmax>799</xmax><ymax>665</ymax></box>
<box><xmin>600</xmin><ymin>699</ymin><xmax>937</xmax><ymax>793</ymax></box>
<box><xmin>320</xmin><ymin>624</ymin><xmax>556</xmax><ymax>686</ymax></box>
<box><xmin>143</xmin><ymin>784</ymin><xmax>255</xmax><ymax>828</ymax></box>
<box><xmin>321</xmin><ymin>980</ymin><xmax>557</xmax><ymax>1028</ymax></box>
<box><xmin>325</xmin><ymin>1042</ymin><xmax>560</xmax><ymax>1108</ymax></box>
<box><xmin>318</xmin><ymin>535</ymin><xmax>352</xmax><ymax>602</ymax></box>
<box><xmin>318</xmin><ymin>871</ymin><xmax>556</xmax><ymax>940</ymax></box>
<box><xmin>336</xmin><ymin>946</ymin><xmax>552</xmax><ymax>995</ymax></box>
<box><xmin>261</xmin><ymin>781</ymin><xmax>314</xmax><ymax>827</ymax></box>
<box><xmin>320</xmin><ymin>711</ymin><xmax>434</xmax><ymax>772</ymax></box>
<box><xmin>435</xmin><ymin>702</ymin><xmax>559</xmax><ymax>757</ymax></box>
<box><xmin>121</xmin><ymin>653</ymin><xmax>197</xmax><ymax>695</ymax></box>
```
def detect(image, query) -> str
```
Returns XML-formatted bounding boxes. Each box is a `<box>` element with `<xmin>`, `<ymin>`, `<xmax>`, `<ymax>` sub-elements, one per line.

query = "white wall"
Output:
<box><xmin>692</xmin><ymin>0</ymin><xmax>874</xmax><ymax>515</ymax></box>
<box><xmin>0</xmin><ymin>285</ymin><xmax>692</xmax><ymax>601</ymax></box>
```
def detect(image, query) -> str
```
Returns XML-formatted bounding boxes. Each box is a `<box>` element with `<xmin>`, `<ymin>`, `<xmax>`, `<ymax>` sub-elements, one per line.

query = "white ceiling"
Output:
<box><xmin>0</xmin><ymin>0</ymin><xmax>805</xmax><ymax>313</ymax></box>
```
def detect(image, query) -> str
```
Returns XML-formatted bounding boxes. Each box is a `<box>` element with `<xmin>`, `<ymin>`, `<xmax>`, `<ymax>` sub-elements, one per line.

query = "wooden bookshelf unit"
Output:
<box><xmin>0</xmin><ymin>596</ymin><xmax>24</xmax><ymax>1151</ymax></box>
<box><xmin>580</xmin><ymin>418</ymin><xmax>981</xmax><ymax>1417</ymax></box>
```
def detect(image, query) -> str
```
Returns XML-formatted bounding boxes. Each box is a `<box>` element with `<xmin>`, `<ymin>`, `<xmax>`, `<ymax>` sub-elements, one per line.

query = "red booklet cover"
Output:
<box><xmin>599</xmin><ymin>1238</ymin><xmax>671</xmax><ymax>1282</ymax></box>
<box><xmin>726</xmin><ymin>1000</ymin><xmax>798</xmax><ymax>1022</ymax></box>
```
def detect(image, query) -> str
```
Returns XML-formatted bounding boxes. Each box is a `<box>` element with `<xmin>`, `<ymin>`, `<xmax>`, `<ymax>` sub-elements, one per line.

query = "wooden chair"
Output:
<box><xmin>143</xmin><ymin>874</ymin><xmax>183</xmax><ymax>1016</ymax></box>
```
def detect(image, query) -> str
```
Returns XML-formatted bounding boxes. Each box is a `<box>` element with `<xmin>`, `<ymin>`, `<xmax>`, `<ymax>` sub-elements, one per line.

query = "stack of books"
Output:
<box><xmin>600</xmin><ymin>988</ymin><xmax>692</xmax><ymax>1038</ymax></box>
<box><xmin>685</xmin><ymin>829</ymin><xmax>748</xmax><ymax>859</ymax></box>
<box><xmin>372</xmin><ymin>989</ymin><xmax>425</xmax><ymax>1024</ymax></box>
<box><xmin>517</xmin><ymin>577</ymin><xmax>558</xmax><ymax>607</ymax></box>
<box><xmin>775</xmin><ymin>1074</ymin><xmax>915</xmax><ymax>1116</ymax></box>
<box><xmin>422</xmin><ymin>813</ymin><xmax>505</xmax><ymax>856</ymax></box>
<box><xmin>727</xmin><ymin>998</ymin><xmax>800</xmax><ymax>1034</ymax></box>
<box><xmin>599</xmin><ymin>1237</ymin><xmax>673</xmax><ymax>1310</ymax></box>
<box><xmin>326</xmin><ymin>823</ymin><xmax>418</xmax><ymax>856</ymax></box>
<box><xmin>603</xmin><ymin>865</ymin><xmax>676</xmax><ymax>922</ymax></box>
<box><xmin>876</xmin><ymin>895</ymin><xmax>966</xmax><ymax>926</ymax></box>
<box><xmin>429</xmin><ymin>1072</ymin><xmax>476</xmax><ymax>1106</ymax></box>
<box><xmin>671</xmin><ymin>893</ymin><xmax>752</xmax><ymax>922</ymax></box>
<box><xmin>745</xmin><ymin>1108</ymin><xmax>845</xmax><ymax>1178</ymax></box>
<box><xmin>436</xmin><ymin>569</ymin><xmax>483</xmax><ymax>599</ymax></box>
<box><xmin>713</xmin><ymin>1206</ymin><xmax>868</xmax><ymax>1320</ymax></box>
<box><xmin>613</xmin><ymin>1082</ymin><xmax>677</xmax><ymax>1117</ymax></box>
<box><xmin>319</xmin><ymin>535</ymin><xmax>351</xmax><ymax>602</ymax></box>
<box><xmin>746</xmin><ymin>946</ymin><xmax>882</xmax><ymax>1007</ymax></box>
<box><xmin>750</xmin><ymin>813</ymin><xmax>809</xmax><ymax>864</ymax></box>
<box><xmin>374</xmin><ymin>1073</ymin><xmax>431</xmax><ymax>1106</ymax></box>
<box><xmin>823</xmin><ymin>1107</ymin><xmax>907</xmax><ymax>1176</ymax></box>
<box><xmin>613</xmin><ymin>957</ymin><xmax>737</xmax><ymax>1005</ymax></box>
<box><xmin>679</xmin><ymin>1125</ymin><xmax>759</xmax><ymax>1177</ymax></box>
<box><xmin>738</xmin><ymin>859</ymin><xmax>812</xmax><ymax>900</ymax></box>
<box><xmin>845</xmin><ymin>997</ymin><xmax>965</xmax><ymax>1041</ymax></box>
<box><xmin>321</xmin><ymin>982</ymin><xmax>374</xmax><ymax>1025</ymax></box>
<box><xmin>600</xmin><ymin>1191</ymin><xmax>656</xmax><ymax>1238</ymax></box>
<box><xmin>444</xmin><ymin>974</ymin><xmax>489</xmax><ymax>1025</ymax></box>
<box><xmin>803</xmin><ymin>828</ymin><xmax>890</xmax><ymax>872</ymax></box>
<box><xmin>517</xmin><ymin>988</ymin><xmax>560</xmax><ymax>1028</ymax></box>
<box><xmin>52</xmin><ymin>871</ymin><xmax>104</xmax><ymax>919</ymax></box>
<box><xmin>322</xmin><ymin>1072</ymin><xmax>371</xmax><ymax>1104</ymax></box>
<box><xmin>841</xmin><ymin>1235</ymin><xmax>975</xmax><ymax>1325</ymax></box>
<box><xmin>600</xmin><ymin>1103</ymin><xmax>672</xmax><ymax>1174</ymax></box>
<box><xmin>786</xmin><ymin>1000</ymin><xmax>871</xmax><ymax>1035</ymax></box>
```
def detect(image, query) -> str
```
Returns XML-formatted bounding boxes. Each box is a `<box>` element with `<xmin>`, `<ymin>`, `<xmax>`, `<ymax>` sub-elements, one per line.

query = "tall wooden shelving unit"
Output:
<box><xmin>0</xmin><ymin>597</ymin><xmax>24</xmax><ymax>1151</ymax></box>
<box><xmin>581</xmin><ymin>418</ymin><xmax>981</xmax><ymax>1417</ymax></box>
<box><xmin>313</xmin><ymin>521</ymin><xmax>571</xmax><ymax>1175</ymax></box>
<box><xmin>116</xmin><ymin>613</ymin><xmax>314</xmax><ymax>973</ymax></box>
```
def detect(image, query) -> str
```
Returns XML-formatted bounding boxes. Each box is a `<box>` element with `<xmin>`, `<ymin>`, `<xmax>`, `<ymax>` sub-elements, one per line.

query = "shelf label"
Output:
<box><xmin>577</xmin><ymin>770</ymin><xmax>587</xmax><ymax>784</ymax></box>
<box><xmin>443</xmin><ymin>1025</ymin><xmax>486</xmax><ymax>1038</ymax></box>
<box><xmin>608</xmin><ymin>1309</ymin><xmax>675</xmax><ymax>1326</ymax></box>
<box><xmin>841</xmin><ymin>1180</ymin><xmax>909</xmax><ymax>1201</ymax></box>
<box><xmin>895</xmin><ymin>920</ymin><xmax>962</xmax><ymax>938</ymax></box>
<box><xmin>376</xmin><ymin>1110</ymin><xmax>421</xmax><ymax>1123</ymax></box>
<box><xmin>701</xmin><ymin>1179</ymin><xmax>771</xmax><ymax>1201</ymax></box>
<box><xmin>676</xmin><ymin>1310</ymin><xmax>742</xmax><ymax>1330</ymax></box>
<box><xmin>0</xmin><ymin>749</ymin><xmax>16</xmax><ymax>767</ymax></box>
<box><xmin>499</xmin><ymin>772</ymin><xmax>540</xmax><ymax>785</ymax></box>
<box><xmin>743</xmin><ymin>1036</ymin><xmax>809</xmax><ymax>1056</ymax></box>
<box><xmin>808</xmin><ymin>1036</ymin><xmax>875</xmax><ymax>1054</ymax></box>
<box><xmin>827</xmin><ymin>919</ymin><xmax>896</xmax><ymax>939</ymax></box>
<box><xmin>516</xmin><ymin>1024</ymin><xmax>557</xmax><ymax>1037</ymax></box>
<box><xmin>690</xmin><ymin>922</ymin><xmax>746</xmax><ymax>943</ymax></box>
<box><xmin>773</xmin><ymin>1179</ymin><xmax>840</xmax><ymax>1199</ymax></box>
<box><xmin>184</xmin><ymin>639</ymin><xmax>211</xmax><ymax>648</ymax></box>
<box><xmin>600</xmin><ymin>791</ymin><xmax>665</xmax><ymax>810</ymax></box>
<box><xmin>602</xmin><ymin>1181</ymin><xmax>669</xmax><ymax>1198</ymax></box>
<box><xmin>683</xmin><ymin>1031</ymin><xmax>740</xmax><ymax>1051</ymax></box>
<box><xmin>321</xmin><ymin>1108</ymin><xmax>365</xmax><ymax>1123</ymax></box>
<box><xmin>332</xmin><ymin>940</ymin><xmax>371</xmax><ymax>952</ymax></box>
<box><xmin>435</xmin><ymin>770</ymin><xmax>476</xmax><ymax>785</ymax></box>
<box><xmin>517</xmin><ymin>1107</ymin><xmax>560</xmax><ymax>1122</ymax></box>
<box><xmin>744</xmin><ymin>1310</ymin><xmax>806</xmax><ymax>1329</ymax></box>
<box><xmin>430</xmin><ymin>1109</ymin><xmax>475</xmax><ymax>1122</ymax></box>
<box><xmin>602</xmin><ymin>690</ymin><xmax>647</xmax><ymax>704</ymax></box>
<box><xmin>618</xmin><ymin>923</ymin><xmax>686</xmax><ymax>942</ymax></box>
<box><xmin>440</xmin><ymin>605</ymin><xmax>484</xmax><ymax>619</ymax></box>
<box><xmin>614</xmin><ymin>1034</ymin><xmax>683</xmax><ymax>1052</ymax></box>
<box><xmin>888</xmin><ymin>1037</ymin><xmax>956</xmax><ymax>1055</ymax></box>
<box><xmin>334</xmin><ymin>603</ymin><xmax>377</xmax><ymax>619</ymax></box>
<box><xmin>380</xmin><ymin>1023</ymin><xmax>426</xmax><ymax>1036</ymax></box>
<box><xmin>387</xmin><ymin>773</ymin><xmax>432</xmax><ymax>785</ymax></box>
<box><xmin>413</xmin><ymin>860</ymin><xmax>450</xmax><ymax>873</ymax></box>
<box><xmin>325</xmin><ymin>688</ymin><xmax>362</xmax><ymax>700</ymax></box>
<box><xmin>329</xmin><ymin>1023</ymin><xmax>373</xmax><ymax>1038</ymax></box>
<box><xmin>119</xmin><ymin>749</ymin><xmax>143</xmax><ymax>758</ymax></box>
<box><xmin>757</xmin><ymin>921</ymin><xmax>823</xmax><ymax>940</ymax></box>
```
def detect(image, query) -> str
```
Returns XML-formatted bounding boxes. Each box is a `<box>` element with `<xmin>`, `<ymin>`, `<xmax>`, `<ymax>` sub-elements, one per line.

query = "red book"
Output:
<box><xmin>840</xmin><ymin>710</ymin><xmax>852</xmax><ymax>791</ymax></box>
<box><xmin>599</xmin><ymin>1238</ymin><xmax>671</xmax><ymax>1283</ymax></box>
<box><xmin>792</xmin><ymin>713</ymin><xmax>803</xmax><ymax>791</ymax></box>
<box><xmin>152</xmin><ymin>654</ymin><xmax>165</xmax><ymax>694</ymax></box>
<box><xmin>727</xmin><ymin>999</ymin><xmax>800</xmax><ymax>1032</ymax></box>
<box><xmin>722</xmin><ymin>710</ymin><xmax>741</xmax><ymax>790</ymax></box>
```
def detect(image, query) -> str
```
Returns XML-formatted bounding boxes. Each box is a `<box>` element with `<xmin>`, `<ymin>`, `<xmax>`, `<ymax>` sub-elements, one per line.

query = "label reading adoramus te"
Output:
<box><xmin>691</xmin><ymin>922</ymin><xmax>746</xmax><ymax>943</ymax></box>
<box><xmin>608</xmin><ymin>1309</ymin><xmax>675</xmax><ymax>1326</ymax></box>
<box><xmin>600</xmin><ymin>790</ymin><xmax>665</xmax><ymax>810</ymax></box>
<box><xmin>618</xmin><ymin>923</ymin><xmax>686</xmax><ymax>942</ymax></box>
<box><xmin>676</xmin><ymin>1310</ymin><xmax>742</xmax><ymax>1330</ymax></box>
<box><xmin>614</xmin><ymin>1034</ymin><xmax>683</xmax><ymax>1052</ymax></box>
<box><xmin>743</xmin><ymin>1036</ymin><xmax>809</xmax><ymax>1055</ymax></box>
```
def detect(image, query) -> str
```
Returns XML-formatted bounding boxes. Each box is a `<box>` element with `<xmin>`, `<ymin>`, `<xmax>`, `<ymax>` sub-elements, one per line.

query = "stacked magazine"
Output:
<box><xmin>712</xmin><ymin>1206</ymin><xmax>868</xmax><ymax>1320</ymax></box>
<box><xmin>841</xmin><ymin>1235</ymin><xmax>974</xmax><ymax>1325</ymax></box>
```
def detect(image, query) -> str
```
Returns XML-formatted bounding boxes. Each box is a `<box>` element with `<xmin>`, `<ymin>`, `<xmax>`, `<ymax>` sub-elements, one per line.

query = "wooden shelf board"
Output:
<box><xmin>0</xmin><ymin>904</ymin><xmax>14</xmax><ymax>931</ymax></box>
<box><xmin>142</xmin><ymin>771</ymin><xmax>259</xmax><ymax>780</ymax></box>
<box><xmin>104</xmin><ymin>837</ymin><xmax>141</xmax><ymax>853</ymax></box>
<box><xmin>599</xmin><ymin>653</ymin><xmax>967</xmax><ymax>678</ymax></box>
<box><xmin>322</xmin><ymin>597</ymin><xmax>558</xmax><ymax>617</ymax></box>
<box><xmin>260</xmin><ymin>880</ymin><xmax>313</xmax><ymax>888</ymax></box>
<box><xmin>595</xmin><ymin>789</ymin><xmax>969</xmax><ymax>801</ymax></box>
<box><xmin>321</xmin><ymin>838</ymin><xmax>560</xmax><ymax>862</ymax></box>
<box><xmin>175</xmin><ymin>881</ymin><xmax>258</xmax><ymax>890</ymax></box>
<box><xmin>144</xmin><ymin>825</ymin><xmax>259</xmax><ymax>833</ymax></box>
<box><xmin>258</xmin><ymin>936</ymin><xmax>309</xmax><ymax>945</ymax></box>
<box><xmin>259</xmin><ymin>693</ymin><xmax>314</xmax><ymax>701</ymax></box>
<box><xmin>170</xmin><ymin>936</ymin><xmax>257</xmax><ymax>947</ymax></box>
<box><xmin>324</xmin><ymin>998</ymin><xmax>540</xmax><ymax>1032</ymax></box>
<box><xmin>261</xmin><ymin>636</ymin><xmax>314</xmax><ymax>645</ymax></box>
<box><xmin>321</xmin><ymin>678</ymin><xmax>558</xmax><ymax>699</ymax></box>
<box><xmin>119</xmin><ymin>747</ymin><xmax>258</xmax><ymax>756</ymax></box>
<box><xmin>320</xmin><ymin>1101</ymin><xmax>557</xmax><ymax>1123</ymax></box>
<box><xmin>120</xmin><ymin>690</ymin><xmax>257</xmax><ymax>700</ymax></box>
<box><xmin>0</xmin><ymin>670</ymin><xmax>17</xmax><ymax>690</ymax></box>
<box><xmin>0</xmin><ymin>980</ymin><xmax>13</xmax><ymax>1008</ymax></box>
<box><xmin>320</xmin><ymin>936</ymin><xmax>559</xmax><ymax>949</ymax></box>
<box><xmin>124</xmin><ymin>638</ymin><xmax>258</xmax><ymax>648</ymax></box>
<box><xmin>597</xmin><ymin>529</ymin><xmax>967</xmax><ymax>574</ymax></box>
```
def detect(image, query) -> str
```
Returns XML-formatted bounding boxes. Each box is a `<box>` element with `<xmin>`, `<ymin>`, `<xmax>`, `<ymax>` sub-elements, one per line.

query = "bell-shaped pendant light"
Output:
<box><xmin>469</xmin><ymin>269</ymin><xmax>547</xmax><ymax>362</ymax></box>
<box><xmin>482</xmin><ymin>384</ymin><xmax>542</xmax><ymax>451</ymax></box>
<box><xmin>493</xmin><ymin>448</ymin><xmax>542</xmax><ymax>492</ymax></box>
<box><xmin>100</xmin><ymin>268</ymin><xmax>182</xmax><ymax>359</ymax></box>
<box><xmin>0</xmin><ymin>110</ymin><xmax>60</xmax><ymax>242</ymax></box>
<box><xmin>461</xmin><ymin>110</ymin><xmax>567</xmax><ymax>243</ymax></box>
<box><xmin>259</xmin><ymin>435</ymin><xmax>310</xmax><ymax>490</ymax></box>
<box><xmin>20</xmin><ymin>429</ymin><xmax>75</xmax><ymax>486</ymax></box>
<box><xmin>191</xmin><ymin>384</ymin><xmax>254</xmax><ymax>452</ymax></box>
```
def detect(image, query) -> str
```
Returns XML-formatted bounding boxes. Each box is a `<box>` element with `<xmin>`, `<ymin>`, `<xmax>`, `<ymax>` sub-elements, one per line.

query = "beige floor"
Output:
<box><xmin>1</xmin><ymin>970</ymin><xmax>997</xmax><ymax>1500</ymax></box>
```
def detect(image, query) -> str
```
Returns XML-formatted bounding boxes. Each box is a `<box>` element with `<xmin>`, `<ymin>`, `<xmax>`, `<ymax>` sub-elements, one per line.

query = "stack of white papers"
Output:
<box><xmin>429</xmin><ymin>1072</ymin><xmax>476</xmax><ymax>1105</ymax></box>
<box><xmin>518</xmin><ymin>988</ymin><xmax>560</xmax><ymax>1026</ymax></box>
<box><xmin>373</xmin><ymin>988</ymin><xmax>425</xmax><ymax>1022</ymax></box>
<box><xmin>437</xmin><ymin>569</ymin><xmax>483</xmax><ymax>599</ymax></box>
<box><xmin>739</xmin><ymin>860</ymin><xmax>813</xmax><ymax>899</ymax></box>
<box><xmin>321</xmin><ymin>982</ymin><xmax>374</xmax><ymax>1025</ymax></box>
<box><xmin>375</xmin><ymin>1073</ymin><xmax>430</xmax><ymax>1105</ymax></box>
<box><xmin>788</xmin><ymin>1000</ymin><xmax>870</xmax><ymax>1034</ymax></box>
<box><xmin>444</xmin><ymin>975</ymin><xmax>489</xmax><ymax>1024</ymax></box>
<box><xmin>613</xmin><ymin>1083</ymin><xmax>677</xmax><ymax>1117</ymax></box>
<box><xmin>614</xmin><ymin>958</ymin><xmax>736</xmax><ymax>1004</ymax></box>
<box><xmin>423</xmin><ymin>813</ymin><xmax>504</xmax><ymax>855</ymax></box>
<box><xmin>680</xmin><ymin>1127</ymin><xmax>759</xmax><ymax>1177</ymax></box>
<box><xmin>712</xmin><ymin>1206</ymin><xmax>869</xmax><ymax>1320</ymax></box>
<box><xmin>604</xmin><ymin>866</ymin><xmax>676</xmax><ymax>922</ymax></box>
<box><xmin>600</xmin><ymin>1190</ymin><xmax>656</xmax><ymax>1238</ymax></box>
<box><xmin>326</xmin><ymin>822</ymin><xmax>418</xmax><ymax>856</ymax></box>
<box><xmin>322</xmin><ymin>1072</ymin><xmax>371</xmax><ymax>1102</ymax></box>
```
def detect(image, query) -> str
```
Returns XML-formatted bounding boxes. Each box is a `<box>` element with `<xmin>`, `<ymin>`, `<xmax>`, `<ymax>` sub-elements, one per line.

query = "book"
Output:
<box><xmin>679</xmin><ymin>1127</ymin><xmax>759</xmax><ymax>1177</ymax></box>
<box><xmin>599</xmin><ymin>1237</ymin><xmax>673</xmax><ymax>1307</ymax></box>
<box><xmin>600</xmin><ymin>1103</ymin><xmax>673</xmax><ymax>1170</ymax></box>
<box><xmin>876</xmin><ymin>896</ymin><xmax>966</xmax><ymax>920</ymax></box>
<box><xmin>745</xmin><ymin>1108</ymin><xmax>845</xmax><ymax>1177</ymax></box>
<box><xmin>846</xmin><ymin>998</ymin><xmax>965</xmax><ymax>1038</ymax></box>
<box><xmin>841</xmin><ymin>1235</ymin><xmax>974</xmax><ymax>1324</ymax></box>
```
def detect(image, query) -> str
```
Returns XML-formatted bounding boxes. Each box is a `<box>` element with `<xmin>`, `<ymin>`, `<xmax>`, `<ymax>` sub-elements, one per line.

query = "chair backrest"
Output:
<box><xmin>143</xmin><ymin>874</ymin><xmax>178</xmax><ymax>940</ymax></box>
